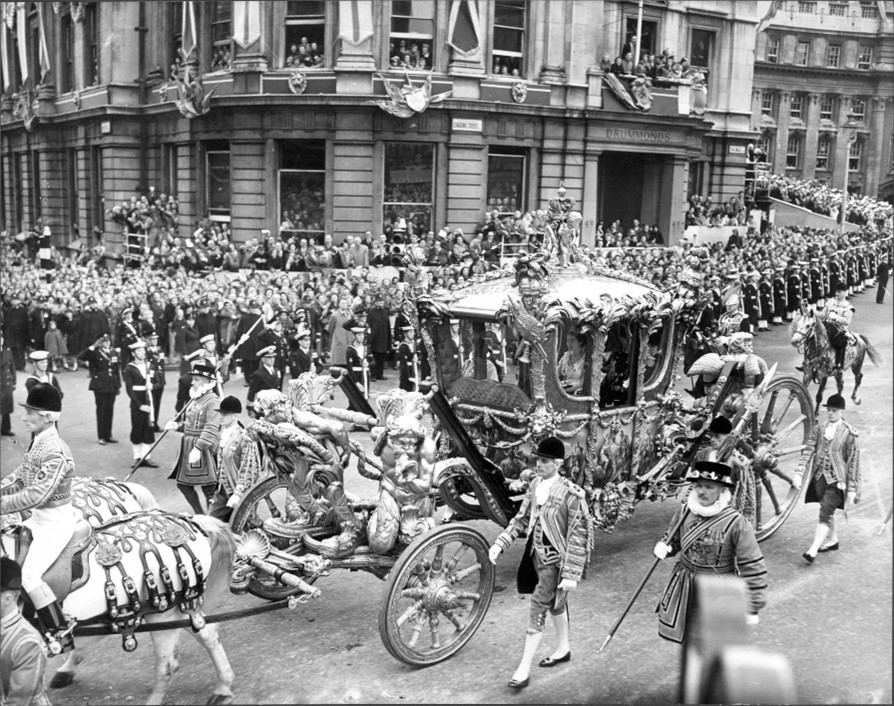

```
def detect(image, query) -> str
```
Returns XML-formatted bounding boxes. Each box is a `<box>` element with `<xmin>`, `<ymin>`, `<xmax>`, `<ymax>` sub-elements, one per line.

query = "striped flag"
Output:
<box><xmin>1</xmin><ymin>19</ymin><xmax>9</xmax><ymax>89</ymax></box>
<box><xmin>233</xmin><ymin>1</ymin><xmax>260</xmax><ymax>49</ymax></box>
<box><xmin>338</xmin><ymin>0</ymin><xmax>373</xmax><ymax>47</ymax></box>
<box><xmin>37</xmin><ymin>1</ymin><xmax>50</xmax><ymax>80</ymax></box>
<box><xmin>16</xmin><ymin>1</ymin><xmax>27</xmax><ymax>84</ymax></box>
<box><xmin>181</xmin><ymin>0</ymin><xmax>197</xmax><ymax>58</ymax></box>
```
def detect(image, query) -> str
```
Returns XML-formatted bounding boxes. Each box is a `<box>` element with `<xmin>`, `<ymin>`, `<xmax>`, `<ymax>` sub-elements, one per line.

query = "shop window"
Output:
<box><xmin>766</xmin><ymin>37</ymin><xmax>779</xmax><ymax>63</ymax></box>
<box><xmin>84</xmin><ymin>2</ymin><xmax>99</xmax><ymax>85</ymax></box>
<box><xmin>487</xmin><ymin>148</ymin><xmax>526</xmax><ymax>214</ymax></box>
<box><xmin>790</xmin><ymin>93</ymin><xmax>803</xmax><ymax>120</ymax></box>
<box><xmin>30</xmin><ymin>151</ymin><xmax>41</xmax><ymax>221</ymax></box>
<box><xmin>849</xmin><ymin>140</ymin><xmax>863</xmax><ymax>172</ymax></box>
<box><xmin>761</xmin><ymin>92</ymin><xmax>774</xmax><ymax>117</ymax></box>
<box><xmin>816</xmin><ymin>138</ymin><xmax>832</xmax><ymax>171</ymax></box>
<box><xmin>599</xmin><ymin>321</ymin><xmax>636</xmax><ymax>409</ymax></box>
<box><xmin>285</xmin><ymin>1</ymin><xmax>325</xmax><ymax>68</ymax></box>
<box><xmin>59</xmin><ymin>12</ymin><xmax>74</xmax><ymax>92</ymax></box>
<box><xmin>206</xmin><ymin>145</ymin><xmax>231</xmax><ymax>222</ymax></box>
<box><xmin>851</xmin><ymin>98</ymin><xmax>865</xmax><ymax>121</ymax></box>
<box><xmin>689</xmin><ymin>29</ymin><xmax>713</xmax><ymax>70</ymax></box>
<box><xmin>492</xmin><ymin>0</ymin><xmax>525</xmax><ymax>77</ymax></box>
<box><xmin>389</xmin><ymin>1</ymin><xmax>434</xmax><ymax>70</ymax></box>
<box><xmin>383</xmin><ymin>142</ymin><xmax>433</xmax><ymax>237</ymax></box>
<box><xmin>67</xmin><ymin>149</ymin><xmax>80</xmax><ymax>235</ymax></box>
<box><xmin>279</xmin><ymin>140</ymin><xmax>326</xmax><ymax>241</ymax></box>
<box><xmin>210</xmin><ymin>1</ymin><xmax>232</xmax><ymax>71</ymax></box>
<box><xmin>623</xmin><ymin>17</ymin><xmax>657</xmax><ymax>59</ymax></box>
<box><xmin>825</xmin><ymin>44</ymin><xmax>840</xmax><ymax>68</ymax></box>
<box><xmin>14</xmin><ymin>155</ymin><xmax>24</xmax><ymax>232</ymax></box>
<box><xmin>820</xmin><ymin>96</ymin><xmax>834</xmax><ymax>120</ymax></box>
<box><xmin>786</xmin><ymin>134</ymin><xmax>801</xmax><ymax>169</ymax></box>
<box><xmin>795</xmin><ymin>41</ymin><xmax>810</xmax><ymax>66</ymax></box>
<box><xmin>857</xmin><ymin>46</ymin><xmax>873</xmax><ymax>69</ymax></box>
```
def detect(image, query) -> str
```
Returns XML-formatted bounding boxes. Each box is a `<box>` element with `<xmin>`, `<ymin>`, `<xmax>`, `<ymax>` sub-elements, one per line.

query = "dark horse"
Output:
<box><xmin>789</xmin><ymin>305</ymin><xmax>882</xmax><ymax>413</ymax></box>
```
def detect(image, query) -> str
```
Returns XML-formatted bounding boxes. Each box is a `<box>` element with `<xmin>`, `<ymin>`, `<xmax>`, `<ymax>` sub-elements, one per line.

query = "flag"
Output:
<box><xmin>338</xmin><ymin>0</ymin><xmax>373</xmax><ymax>47</ymax></box>
<box><xmin>447</xmin><ymin>0</ymin><xmax>481</xmax><ymax>56</ymax></box>
<box><xmin>181</xmin><ymin>0</ymin><xmax>197</xmax><ymax>57</ymax></box>
<box><xmin>756</xmin><ymin>0</ymin><xmax>780</xmax><ymax>34</ymax></box>
<box><xmin>233</xmin><ymin>1</ymin><xmax>260</xmax><ymax>49</ymax></box>
<box><xmin>16</xmin><ymin>1</ymin><xmax>27</xmax><ymax>84</ymax></box>
<box><xmin>37</xmin><ymin>2</ymin><xmax>50</xmax><ymax>80</ymax></box>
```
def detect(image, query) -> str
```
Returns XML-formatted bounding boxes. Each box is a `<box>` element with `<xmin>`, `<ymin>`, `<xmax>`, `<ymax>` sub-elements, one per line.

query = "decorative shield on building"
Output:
<box><xmin>511</xmin><ymin>81</ymin><xmax>527</xmax><ymax>104</ymax></box>
<box><xmin>288</xmin><ymin>71</ymin><xmax>307</xmax><ymax>96</ymax></box>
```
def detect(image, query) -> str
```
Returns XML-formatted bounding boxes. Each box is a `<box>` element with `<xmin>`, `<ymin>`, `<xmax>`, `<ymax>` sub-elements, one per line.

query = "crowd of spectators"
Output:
<box><xmin>285</xmin><ymin>37</ymin><xmax>324</xmax><ymax>68</ymax></box>
<box><xmin>758</xmin><ymin>173</ymin><xmax>894</xmax><ymax>229</ymax></box>
<box><xmin>685</xmin><ymin>192</ymin><xmax>749</xmax><ymax>227</ymax></box>
<box><xmin>388</xmin><ymin>40</ymin><xmax>432</xmax><ymax>70</ymax></box>
<box><xmin>600</xmin><ymin>41</ymin><xmax>706</xmax><ymax>86</ymax></box>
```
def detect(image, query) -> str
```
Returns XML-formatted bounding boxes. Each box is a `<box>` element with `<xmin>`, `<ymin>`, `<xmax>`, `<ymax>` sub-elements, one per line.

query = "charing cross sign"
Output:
<box><xmin>605</xmin><ymin>128</ymin><xmax>672</xmax><ymax>142</ymax></box>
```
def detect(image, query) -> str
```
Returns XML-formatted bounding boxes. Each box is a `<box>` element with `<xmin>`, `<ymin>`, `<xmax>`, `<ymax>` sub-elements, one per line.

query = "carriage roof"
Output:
<box><xmin>440</xmin><ymin>266</ymin><xmax>666</xmax><ymax>320</ymax></box>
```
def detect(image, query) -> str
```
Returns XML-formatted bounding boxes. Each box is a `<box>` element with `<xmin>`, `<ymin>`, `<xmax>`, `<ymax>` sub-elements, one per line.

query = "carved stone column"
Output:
<box><xmin>539</xmin><ymin>0</ymin><xmax>567</xmax><ymax>84</ymax></box>
<box><xmin>772</xmin><ymin>91</ymin><xmax>791</xmax><ymax>174</ymax></box>
<box><xmin>802</xmin><ymin>93</ymin><xmax>821</xmax><ymax>180</ymax></box>
<box><xmin>864</xmin><ymin>96</ymin><xmax>890</xmax><ymax>195</ymax></box>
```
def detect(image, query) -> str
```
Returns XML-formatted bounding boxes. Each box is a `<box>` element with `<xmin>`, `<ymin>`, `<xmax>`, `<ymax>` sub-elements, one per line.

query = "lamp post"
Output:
<box><xmin>840</xmin><ymin>111</ymin><xmax>860</xmax><ymax>236</ymax></box>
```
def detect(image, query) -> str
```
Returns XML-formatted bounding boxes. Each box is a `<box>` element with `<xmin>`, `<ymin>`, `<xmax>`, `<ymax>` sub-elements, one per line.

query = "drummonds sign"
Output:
<box><xmin>605</xmin><ymin>127</ymin><xmax>671</xmax><ymax>142</ymax></box>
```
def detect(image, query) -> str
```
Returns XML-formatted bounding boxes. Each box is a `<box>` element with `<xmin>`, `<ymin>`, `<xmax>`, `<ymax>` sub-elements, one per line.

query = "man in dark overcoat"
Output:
<box><xmin>2</xmin><ymin>295</ymin><xmax>30</xmax><ymax>371</ymax></box>
<box><xmin>366</xmin><ymin>295</ymin><xmax>392</xmax><ymax>381</ymax></box>
<box><xmin>78</xmin><ymin>333</ymin><xmax>121</xmax><ymax>444</ymax></box>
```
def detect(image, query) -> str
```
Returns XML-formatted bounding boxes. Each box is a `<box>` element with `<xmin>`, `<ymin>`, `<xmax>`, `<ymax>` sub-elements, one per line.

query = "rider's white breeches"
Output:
<box><xmin>21</xmin><ymin>504</ymin><xmax>77</xmax><ymax>598</ymax></box>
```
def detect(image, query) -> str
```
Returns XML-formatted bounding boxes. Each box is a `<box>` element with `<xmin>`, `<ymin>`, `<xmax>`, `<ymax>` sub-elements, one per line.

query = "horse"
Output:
<box><xmin>789</xmin><ymin>305</ymin><xmax>881</xmax><ymax>413</ymax></box>
<box><xmin>2</xmin><ymin>478</ymin><xmax>238</xmax><ymax>705</ymax></box>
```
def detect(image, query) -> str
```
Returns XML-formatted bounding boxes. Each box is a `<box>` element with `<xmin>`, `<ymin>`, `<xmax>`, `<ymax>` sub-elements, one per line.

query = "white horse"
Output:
<box><xmin>2</xmin><ymin>478</ymin><xmax>237</xmax><ymax>705</ymax></box>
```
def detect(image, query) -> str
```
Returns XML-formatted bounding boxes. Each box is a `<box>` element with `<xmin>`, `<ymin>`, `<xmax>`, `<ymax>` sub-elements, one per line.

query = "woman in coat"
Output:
<box><xmin>327</xmin><ymin>296</ymin><xmax>352</xmax><ymax>366</ymax></box>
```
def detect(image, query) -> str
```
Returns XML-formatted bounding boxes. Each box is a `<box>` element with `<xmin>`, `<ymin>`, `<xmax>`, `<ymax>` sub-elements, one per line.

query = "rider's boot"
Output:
<box><xmin>31</xmin><ymin>584</ymin><xmax>75</xmax><ymax>655</ymax></box>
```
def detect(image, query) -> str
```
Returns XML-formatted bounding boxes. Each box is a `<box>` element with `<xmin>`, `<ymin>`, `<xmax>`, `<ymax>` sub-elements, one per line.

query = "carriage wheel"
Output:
<box><xmin>378</xmin><ymin>524</ymin><xmax>495</xmax><ymax>666</ymax></box>
<box><xmin>438</xmin><ymin>477</ymin><xmax>488</xmax><ymax>521</ymax></box>
<box><xmin>746</xmin><ymin>376</ymin><xmax>815</xmax><ymax>542</ymax></box>
<box><xmin>230</xmin><ymin>476</ymin><xmax>318</xmax><ymax>601</ymax></box>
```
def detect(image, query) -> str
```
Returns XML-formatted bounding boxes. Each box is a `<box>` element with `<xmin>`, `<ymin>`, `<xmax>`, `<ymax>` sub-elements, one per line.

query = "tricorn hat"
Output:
<box><xmin>685</xmin><ymin>460</ymin><xmax>735</xmax><ymax>488</ymax></box>
<box><xmin>825</xmin><ymin>394</ymin><xmax>846</xmax><ymax>410</ymax></box>
<box><xmin>532</xmin><ymin>436</ymin><xmax>565</xmax><ymax>461</ymax></box>
<box><xmin>217</xmin><ymin>396</ymin><xmax>242</xmax><ymax>414</ymax></box>
<box><xmin>0</xmin><ymin>557</ymin><xmax>23</xmax><ymax>591</ymax></box>
<box><xmin>19</xmin><ymin>382</ymin><xmax>62</xmax><ymax>413</ymax></box>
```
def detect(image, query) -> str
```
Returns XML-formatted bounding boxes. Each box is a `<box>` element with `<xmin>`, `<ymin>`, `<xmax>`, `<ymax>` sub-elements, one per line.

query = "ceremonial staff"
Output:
<box><xmin>127</xmin><ymin>312</ymin><xmax>269</xmax><ymax>479</ymax></box>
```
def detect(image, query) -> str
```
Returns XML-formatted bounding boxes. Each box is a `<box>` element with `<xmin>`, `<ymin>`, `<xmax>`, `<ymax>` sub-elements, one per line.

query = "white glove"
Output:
<box><xmin>488</xmin><ymin>545</ymin><xmax>502</xmax><ymax>565</ymax></box>
<box><xmin>139</xmin><ymin>404</ymin><xmax>152</xmax><ymax>414</ymax></box>
<box><xmin>557</xmin><ymin>578</ymin><xmax>578</xmax><ymax>591</ymax></box>
<box><xmin>653</xmin><ymin>541</ymin><xmax>672</xmax><ymax>560</ymax></box>
<box><xmin>226</xmin><ymin>494</ymin><xmax>242</xmax><ymax>509</ymax></box>
<box><xmin>165</xmin><ymin>420</ymin><xmax>179</xmax><ymax>431</ymax></box>
<box><xmin>745</xmin><ymin>613</ymin><xmax>760</xmax><ymax>626</ymax></box>
<box><xmin>188</xmin><ymin>448</ymin><xmax>202</xmax><ymax>465</ymax></box>
<box><xmin>792</xmin><ymin>470</ymin><xmax>803</xmax><ymax>490</ymax></box>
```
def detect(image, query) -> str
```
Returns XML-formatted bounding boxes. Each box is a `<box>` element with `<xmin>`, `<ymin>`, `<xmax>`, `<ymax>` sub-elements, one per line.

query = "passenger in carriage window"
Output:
<box><xmin>558</xmin><ymin>332</ymin><xmax>587</xmax><ymax>395</ymax></box>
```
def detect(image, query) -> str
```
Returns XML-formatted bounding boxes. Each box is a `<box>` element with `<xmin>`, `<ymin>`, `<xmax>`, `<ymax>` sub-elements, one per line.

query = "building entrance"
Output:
<box><xmin>598</xmin><ymin>152</ymin><xmax>676</xmax><ymax>243</ymax></box>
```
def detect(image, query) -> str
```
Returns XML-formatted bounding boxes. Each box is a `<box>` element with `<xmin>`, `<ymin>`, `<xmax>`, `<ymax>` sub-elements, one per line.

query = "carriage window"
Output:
<box><xmin>432</xmin><ymin>317</ymin><xmax>530</xmax><ymax>411</ymax></box>
<box><xmin>643</xmin><ymin>317</ymin><xmax>672</xmax><ymax>388</ymax></box>
<box><xmin>556</xmin><ymin>327</ymin><xmax>591</xmax><ymax>397</ymax></box>
<box><xmin>599</xmin><ymin>321</ymin><xmax>636</xmax><ymax>409</ymax></box>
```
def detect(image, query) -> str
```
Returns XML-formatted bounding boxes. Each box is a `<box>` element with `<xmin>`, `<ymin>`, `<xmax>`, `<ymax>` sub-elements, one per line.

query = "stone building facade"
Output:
<box><xmin>1</xmin><ymin>1</ymin><xmax>761</xmax><ymax>249</ymax></box>
<box><xmin>752</xmin><ymin>0</ymin><xmax>894</xmax><ymax>200</ymax></box>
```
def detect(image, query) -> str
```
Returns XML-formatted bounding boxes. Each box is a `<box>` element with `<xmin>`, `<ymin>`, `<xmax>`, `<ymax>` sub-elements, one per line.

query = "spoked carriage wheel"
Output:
<box><xmin>438</xmin><ymin>477</ymin><xmax>488</xmax><ymax>521</ymax></box>
<box><xmin>378</xmin><ymin>524</ymin><xmax>495</xmax><ymax>666</ymax></box>
<box><xmin>230</xmin><ymin>475</ymin><xmax>316</xmax><ymax>601</ymax></box>
<box><xmin>744</xmin><ymin>376</ymin><xmax>815</xmax><ymax>541</ymax></box>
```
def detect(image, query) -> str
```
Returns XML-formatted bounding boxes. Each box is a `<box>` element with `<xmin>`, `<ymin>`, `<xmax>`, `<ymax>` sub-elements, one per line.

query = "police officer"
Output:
<box><xmin>78</xmin><ymin>333</ymin><xmax>121</xmax><ymax>444</ymax></box>
<box><xmin>772</xmin><ymin>264</ymin><xmax>787</xmax><ymax>326</ymax></box>
<box><xmin>122</xmin><ymin>340</ymin><xmax>158</xmax><ymax>469</ymax></box>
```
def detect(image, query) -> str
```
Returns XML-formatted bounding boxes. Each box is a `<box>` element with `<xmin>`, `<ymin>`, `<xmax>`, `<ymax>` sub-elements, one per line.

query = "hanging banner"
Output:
<box><xmin>181</xmin><ymin>0</ymin><xmax>197</xmax><ymax>57</ymax></box>
<box><xmin>0</xmin><ymin>20</ymin><xmax>9</xmax><ymax>89</ymax></box>
<box><xmin>338</xmin><ymin>0</ymin><xmax>373</xmax><ymax>47</ymax></box>
<box><xmin>37</xmin><ymin>2</ymin><xmax>50</xmax><ymax>80</ymax></box>
<box><xmin>233</xmin><ymin>1</ymin><xmax>260</xmax><ymax>49</ymax></box>
<box><xmin>16</xmin><ymin>1</ymin><xmax>27</xmax><ymax>84</ymax></box>
<box><xmin>447</xmin><ymin>0</ymin><xmax>481</xmax><ymax>57</ymax></box>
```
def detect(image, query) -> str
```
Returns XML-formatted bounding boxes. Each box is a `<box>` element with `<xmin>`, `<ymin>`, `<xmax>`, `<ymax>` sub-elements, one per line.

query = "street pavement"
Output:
<box><xmin>1</xmin><ymin>287</ymin><xmax>891</xmax><ymax>704</ymax></box>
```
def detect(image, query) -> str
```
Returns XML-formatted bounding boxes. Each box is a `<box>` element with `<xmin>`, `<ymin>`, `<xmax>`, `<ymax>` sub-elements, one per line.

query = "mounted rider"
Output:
<box><xmin>820</xmin><ymin>281</ymin><xmax>854</xmax><ymax>375</ymax></box>
<box><xmin>0</xmin><ymin>383</ymin><xmax>77</xmax><ymax>653</ymax></box>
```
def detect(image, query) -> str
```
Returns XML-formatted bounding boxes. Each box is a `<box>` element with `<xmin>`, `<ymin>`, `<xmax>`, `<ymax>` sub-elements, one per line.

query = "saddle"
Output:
<box><xmin>15</xmin><ymin>520</ymin><xmax>94</xmax><ymax>601</ymax></box>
